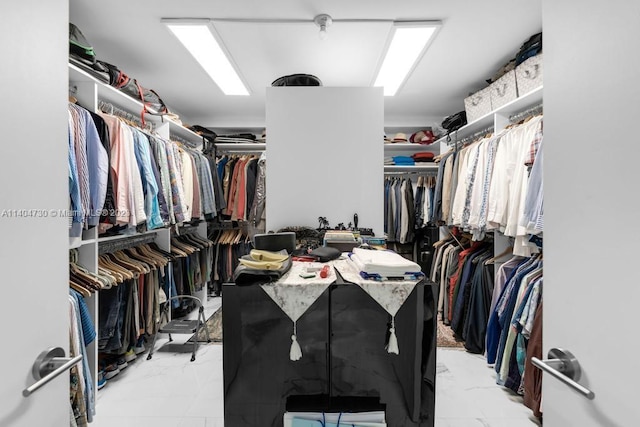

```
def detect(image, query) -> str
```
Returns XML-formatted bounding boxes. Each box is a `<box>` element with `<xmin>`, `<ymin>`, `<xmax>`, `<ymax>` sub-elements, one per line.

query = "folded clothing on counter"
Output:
<box><xmin>349</xmin><ymin>247</ymin><xmax>422</xmax><ymax>278</ymax></box>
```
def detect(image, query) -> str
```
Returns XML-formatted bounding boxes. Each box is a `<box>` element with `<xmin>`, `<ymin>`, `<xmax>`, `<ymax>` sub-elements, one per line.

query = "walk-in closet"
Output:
<box><xmin>3</xmin><ymin>1</ymin><xmax>639</xmax><ymax>427</ymax></box>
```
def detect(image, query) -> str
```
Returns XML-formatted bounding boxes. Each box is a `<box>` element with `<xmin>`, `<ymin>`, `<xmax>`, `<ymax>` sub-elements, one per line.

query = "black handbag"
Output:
<box><xmin>442</xmin><ymin>111</ymin><xmax>467</xmax><ymax>132</ymax></box>
<box><xmin>441</xmin><ymin>111</ymin><xmax>468</xmax><ymax>142</ymax></box>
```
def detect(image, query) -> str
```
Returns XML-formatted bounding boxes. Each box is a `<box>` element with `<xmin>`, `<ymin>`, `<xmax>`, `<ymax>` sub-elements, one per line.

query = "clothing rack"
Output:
<box><xmin>384</xmin><ymin>170</ymin><xmax>438</xmax><ymax>177</ymax></box>
<box><xmin>449</xmin><ymin>125</ymin><xmax>495</xmax><ymax>151</ymax></box>
<box><xmin>214</xmin><ymin>142</ymin><xmax>265</xmax><ymax>155</ymax></box>
<box><xmin>98</xmin><ymin>233</ymin><xmax>157</xmax><ymax>255</ymax></box>
<box><xmin>98</xmin><ymin>100</ymin><xmax>153</xmax><ymax>132</ymax></box>
<box><xmin>171</xmin><ymin>134</ymin><xmax>200</xmax><ymax>150</ymax></box>
<box><xmin>174</xmin><ymin>224</ymin><xmax>201</xmax><ymax>236</ymax></box>
<box><xmin>509</xmin><ymin>103</ymin><xmax>543</xmax><ymax>122</ymax></box>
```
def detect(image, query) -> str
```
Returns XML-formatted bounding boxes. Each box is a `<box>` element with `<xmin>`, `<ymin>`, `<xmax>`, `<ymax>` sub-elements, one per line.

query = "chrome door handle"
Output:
<box><xmin>531</xmin><ymin>348</ymin><xmax>595</xmax><ymax>400</ymax></box>
<box><xmin>23</xmin><ymin>347</ymin><xmax>83</xmax><ymax>397</ymax></box>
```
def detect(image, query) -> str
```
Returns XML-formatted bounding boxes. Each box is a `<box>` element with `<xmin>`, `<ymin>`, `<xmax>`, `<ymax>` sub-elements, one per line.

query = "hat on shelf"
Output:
<box><xmin>410</xmin><ymin>129</ymin><xmax>436</xmax><ymax>145</ymax></box>
<box><xmin>392</xmin><ymin>132</ymin><xmax>408</xmax><ymax>142</ymax></box>
<box><xmin>412</xmin><ymin>152</ymin><xmax>436</xmax><ymax>162</ymax></box>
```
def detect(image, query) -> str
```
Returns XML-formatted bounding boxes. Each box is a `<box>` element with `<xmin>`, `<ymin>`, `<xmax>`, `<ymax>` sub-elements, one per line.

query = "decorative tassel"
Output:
<box><xmin>386</xmin><ymin>317</ymin><xmax>399</xmax><ymax>355</ymax></box>
<box><xmin>290</xmin><ymin>321</ymin><xmax>302</xmax><ymax>361</ymax></box>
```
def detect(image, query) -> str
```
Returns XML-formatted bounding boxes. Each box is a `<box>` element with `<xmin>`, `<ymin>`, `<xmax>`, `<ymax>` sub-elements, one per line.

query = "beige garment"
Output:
<box><xmin>440</xmin><ymin>152</ymin><xmax>455</xmax><ymax>224</ymax></box>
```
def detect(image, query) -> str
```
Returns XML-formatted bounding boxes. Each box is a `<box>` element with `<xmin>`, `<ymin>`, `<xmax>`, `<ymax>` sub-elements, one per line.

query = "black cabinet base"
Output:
<box><xmin>223</xmin><ymin>281</ymin><xmax>437</xmax><ymax>427</ymax></box>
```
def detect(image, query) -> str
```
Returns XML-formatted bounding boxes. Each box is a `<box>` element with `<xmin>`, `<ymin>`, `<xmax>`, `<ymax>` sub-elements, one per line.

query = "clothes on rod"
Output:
<box><xmin>68</xmin><ymin>102</ymin><xmax>224</xmax><ymax>238</ymax></box>
<box><xmin>68</xmin><ymin>102</ymin><xmax>109</xmax><ymax>237</ymax></box>
<box><xmin>429</xmin><ymin>240</ymin><xmax>543</xmax><ymax>417</ymax></box>
<box><xmin>214</xmin><ymin>153</ymin><xmax>260</xmax><ymax>222</ymax></box>
<box><xmin>432</xmin><ymin>115</ymin><xmax>544</xmax><ymax>256</ymax></box>
<box><xmin>384</xmin><ymin>175</ymin><xmax>436</xmax><ymax>244</ymax></box>
<box><xmin>208</xmin><ymin>227</ymin><xmax>253</xmax><ymax>286</ymax></box>
<box><xmin>414</xmin><ymin>175</ymin><xmax>436</xmax><ymax>228</ymax></box>
<box><xmin>486</xmin><ymin>254</ymin><xmax>543</xmax><ymax>405</ymax></box>
<box><xmin>69</xmin><ymin>288</ymin><xmax>96</xmax><ymax>426</ymax></box>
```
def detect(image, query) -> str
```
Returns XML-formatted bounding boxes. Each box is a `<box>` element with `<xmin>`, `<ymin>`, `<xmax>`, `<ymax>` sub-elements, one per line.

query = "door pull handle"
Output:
<box><xmin>531</xmin><ymin>347</ymin><xmax>595</xmax><ymax>400</ymax></box>
<box><xmin>23</xmin><ymin>347</ymin><xmax>83</xmax><ymax>397</ymax></box>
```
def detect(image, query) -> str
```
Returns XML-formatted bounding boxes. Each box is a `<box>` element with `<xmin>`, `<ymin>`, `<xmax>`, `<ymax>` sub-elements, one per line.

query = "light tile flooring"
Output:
<box><xmin>91</xmin><ymin>296</ymin><xmax>541</xmax><ymax>427</ymax></box>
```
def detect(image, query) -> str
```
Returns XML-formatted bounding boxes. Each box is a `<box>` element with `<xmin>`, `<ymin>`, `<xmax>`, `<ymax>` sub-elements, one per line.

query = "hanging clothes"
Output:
<box><xmin>433</xmin><ymin>116</ymin><xmax>544</xmax><ymax>256</ymax></box>
<box><xmin>68</xmin><ymin>103</ymin><xmax>109</xmax><ymax>237</ymax></box>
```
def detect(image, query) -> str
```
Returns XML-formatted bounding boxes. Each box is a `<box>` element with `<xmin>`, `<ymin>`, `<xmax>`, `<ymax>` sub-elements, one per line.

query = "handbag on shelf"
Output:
<box><xmin>102</xmin><ymin>62</ymin><xmax>169</xmax><ymax>117</ymax></box>
<box><xmin>441</xmin><ymin>111</ymin><xmax>467</xmax><ymax>141</ymax></box>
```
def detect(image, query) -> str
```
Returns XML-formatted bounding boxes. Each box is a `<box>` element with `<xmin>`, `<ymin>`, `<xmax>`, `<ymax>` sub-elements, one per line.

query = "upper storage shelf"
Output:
<box><xmin>434</xmin><ymin>86</ymin><xmax>543</xmax><ymax>145</ymax></box>
<box><xmin>68</xmin><ymin>63</ymin><xmax>203</xmax><ymax>146</ymax></box>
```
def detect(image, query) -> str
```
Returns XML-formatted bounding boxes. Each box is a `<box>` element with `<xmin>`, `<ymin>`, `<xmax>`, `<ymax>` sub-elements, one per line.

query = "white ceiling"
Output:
<box><xmin>69</xmin><ymin>0</ymin><xmax>541</xmax><ymax>132</ymax></box>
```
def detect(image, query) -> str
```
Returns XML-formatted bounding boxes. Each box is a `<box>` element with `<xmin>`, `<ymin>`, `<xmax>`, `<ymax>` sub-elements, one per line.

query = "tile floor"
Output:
<box><xmin>91</xmin><ymin>296</ymin><xmax>541</xmax><ymax>427</ymax></box>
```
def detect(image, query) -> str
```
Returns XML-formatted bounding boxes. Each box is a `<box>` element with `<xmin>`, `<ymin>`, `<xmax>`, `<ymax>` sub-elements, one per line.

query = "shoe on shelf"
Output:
<box><xmin>97</xmin><ymin>371</ymin><xmax>107</xmax><ymax>389</ymax></box>
<box><xmin>124</xmin><ymin>348</ymin><xmax>137</xmax><ymax>362</ymax></box>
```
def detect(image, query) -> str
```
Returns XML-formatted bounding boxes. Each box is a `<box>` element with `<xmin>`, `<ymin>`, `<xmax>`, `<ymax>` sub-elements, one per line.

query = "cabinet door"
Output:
<box><xmin>330</xmin><ymin>283</ymin><xmax>434</xmax><ymax>425</ymax></box>
<box><xmin>0</xmin><ymin>1</ymin><xmax>70</xmax><ymax>425</ymax></box>
<box><xmin>222</xmin><ymin>284</ymin><xmax>329</xmax><ymax>426</ymax></box>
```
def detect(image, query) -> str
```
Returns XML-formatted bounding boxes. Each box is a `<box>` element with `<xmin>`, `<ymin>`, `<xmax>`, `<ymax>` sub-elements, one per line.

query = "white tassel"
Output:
<box><xmin>386</xmin><ymin>317</ymin><xmax>399</xmax><ymax>355</ymax></box>
<box><xmin>290</xmin><ymin>322</ymin><xmax>302</xmax><ymax>361</ymax></box>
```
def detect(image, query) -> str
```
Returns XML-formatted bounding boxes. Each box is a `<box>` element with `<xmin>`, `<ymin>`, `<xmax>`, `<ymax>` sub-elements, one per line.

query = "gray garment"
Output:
<box><xmin>433</xmin><ymin>151</ymin><xmax>454</xmax><ymax>223</ymax></box>
<box><xmin>522</xmin><ymin>139</ymin><xmax>544</xmax><ymax>233</ymax></box>
<box><xmin>447</xmin><ymin>149</ymin><xmax>462</xmax><ymax>225</ymax></box>
<box><xmin>443</xmin><ymin>245</ymin><xmax>461</xmax><ymax>322</ymax></box>
<box><xmin>150</xmin><ymin>137</ymin><xmax>174</xmax><ymax>225</ymax></box>
<box><xmin>248</xmin><ymin>151</ymin><xmax>266</xmax><ymax>228</ymax></box>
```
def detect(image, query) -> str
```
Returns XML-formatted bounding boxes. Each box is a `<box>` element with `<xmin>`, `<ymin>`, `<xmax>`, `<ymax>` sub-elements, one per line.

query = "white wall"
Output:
<box><xmin>265</xmin><ymin>87</ymin><xmax>384</xmax><ymax>235</ymax></box>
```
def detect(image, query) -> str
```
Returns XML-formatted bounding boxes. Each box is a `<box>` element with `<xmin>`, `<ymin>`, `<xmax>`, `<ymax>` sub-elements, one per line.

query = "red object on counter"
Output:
<box><xmin>320</xmin><ymin>265</ymin><xmax>330</xmax><ymax>278</ymax></box>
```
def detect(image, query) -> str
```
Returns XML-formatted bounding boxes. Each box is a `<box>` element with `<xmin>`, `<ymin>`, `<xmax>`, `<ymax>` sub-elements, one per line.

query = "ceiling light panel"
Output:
<box><xmin>163</xmin><ymin>19</ymin><xmax>249</xmax><ymax>96</ymax></box>
<box><xmin>374</xmin><ymin>21</ymin><xmax>441</xmax><ymax>96</ymax></box>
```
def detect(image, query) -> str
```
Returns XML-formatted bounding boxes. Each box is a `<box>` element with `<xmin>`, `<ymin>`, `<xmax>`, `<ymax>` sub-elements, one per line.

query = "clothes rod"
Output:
<box><xmin>448</xmin><ymin>125</ymin><xmax>495</xmax><ymax>149</ymax></box>
<box><xmin>174</xmin><ymin>224</ymin><xmax>201</xmax><ymax>236</ymax></box>
<box><xmin>171</xmin><ymin>134</ymin><xmax>199</xmax><ymax>149</ymax></box>
<box><xmin>384</xmin><ymin>170</ymin><xmax>438</xmax><ymax>176</ymax></box>
<box><xmin>510</xmin><ymin>103</ymin><xmax>543</xmax><ymax>122</ymax></box>
<box><xmin>98</xmin><ymin>233</ymin><xmax>157</xmax><ymax>255</ymax></box>
<box><xmin>98</xmin><ymin>100</ymin><xmax>154</xmax><ymax>132</ymax></box>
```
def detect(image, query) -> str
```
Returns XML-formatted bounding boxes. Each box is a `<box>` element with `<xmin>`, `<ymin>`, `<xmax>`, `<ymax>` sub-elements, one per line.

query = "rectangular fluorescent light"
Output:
<box><xmin>374</xmin><ymin>21</ymin><xmax>441</xmax><ymax>96</ymax></box>
<box><xmin>162</xmin><ymin>19</ymin><xmax>249</xmax><ymax>96</ymax></box>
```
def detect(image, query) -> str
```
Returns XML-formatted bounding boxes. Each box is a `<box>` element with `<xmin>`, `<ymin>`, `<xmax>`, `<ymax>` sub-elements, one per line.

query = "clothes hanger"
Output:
<box><xmin>485</xmin><ymin>246</ymin><xmax>515</xmax><ymax>264</ymax></box>
<box><xmin>110</xmin><ymin>251</ymin><xmax>146</xmax><ymax>274</ymax></box>
<box><xmin>125</xmin><ymin>247</ymin><xmax>158</xmax><ymax>268</ymax></box>
<box><xmin>70</xmin><ymin>262</ymin><xmax>103</xmax><ymax>289</ymax></box>
<box><xmin>98</xmin><ymin>267</ymin><xmax>122</xmax><ymax>285</ymax></box>
<box><xmin>69</xmin><ymin>273</ymin><xmax>97</xmax><ymax>293</ymax></box>
<box><xmin>99</xmin><ymin>255</ymin><xmax>135</xmax><ymax>280</ymax></box>
<box><xmin>122</xmin><ymin>248</ymin><xmax>155</xmax><ymax>272</ymax></box>
<box><xmin>70</xmin><ymin>281</ymin><xmax>92</xmax><ymax>297</ymax></box>
<box><xmin>99</xmin><ymin>256</ymin><xmax>133</xmax><ymax>280</ymax></box>
<box><xmin>171</xmin><ymin>238</ymin><xmax>197</xmax><ymax>254</ymax></box>
<box><xmin>135</xmin><ymin>245</ymin><xmax>168</xmax><ymax>267</ymax></box>
<box><xmin>145</xmin><ymin>244</ymin><xmax>171</xmax><ymax>265</ymax></box>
